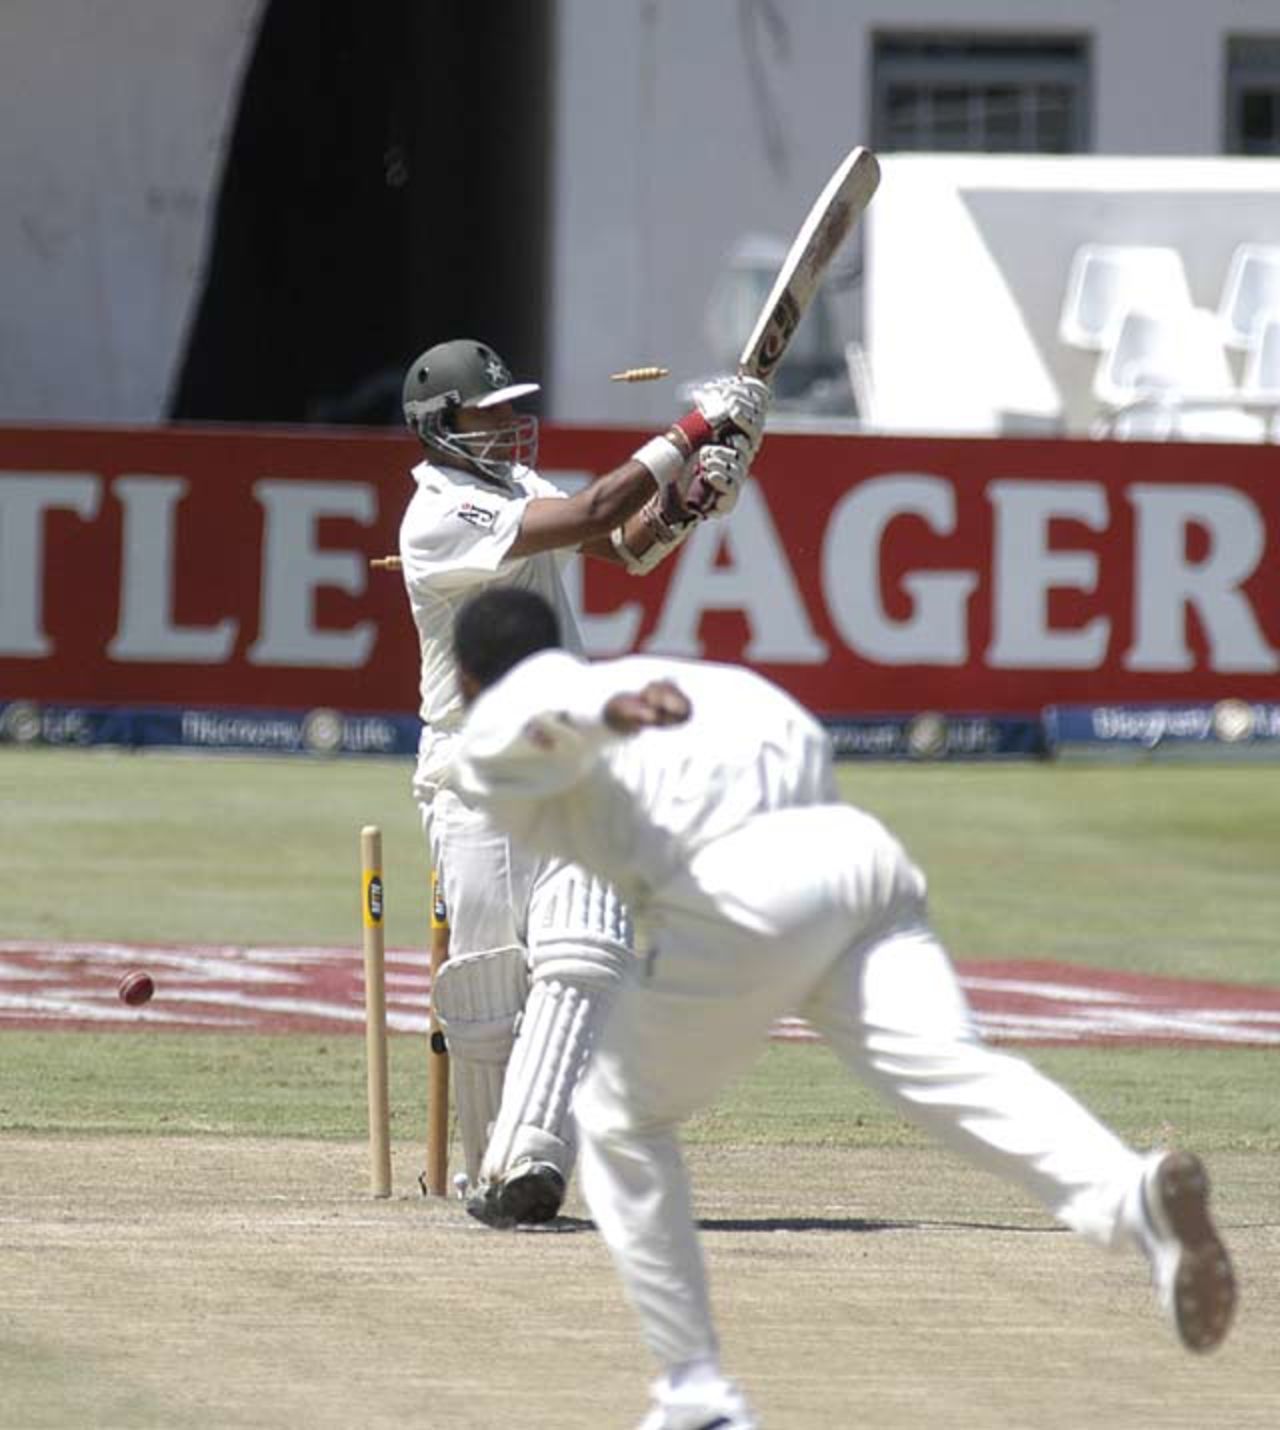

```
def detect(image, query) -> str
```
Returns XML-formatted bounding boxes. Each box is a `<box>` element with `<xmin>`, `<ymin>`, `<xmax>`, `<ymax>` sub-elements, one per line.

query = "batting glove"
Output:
<box><xmin>692</xmin><ymin>375</ymin><xmax>771</xmax><ymax>457</ymax></box>
<box><xmin>664</xmin><ymin>375</ymin><xmax>771</xmax><ymax>460</ymax></box>
<box><xmin>685</xmin><ymin>442</ymin><xmax>747</xmax><ymax>519</ymax></box>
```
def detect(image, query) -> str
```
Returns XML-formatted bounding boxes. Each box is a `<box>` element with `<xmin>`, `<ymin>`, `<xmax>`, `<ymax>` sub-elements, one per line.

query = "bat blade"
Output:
<box><xmin>738</xmin><ymin>146</ymin><xmax>880</xmax><ymax>382</ymax></box>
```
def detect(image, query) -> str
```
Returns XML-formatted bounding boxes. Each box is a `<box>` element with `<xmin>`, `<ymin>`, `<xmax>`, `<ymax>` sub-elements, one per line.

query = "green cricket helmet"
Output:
<box><xmin>402</xmin><ymin>339</ymin><xmax>540</xmax><ymax>481</ymax></box>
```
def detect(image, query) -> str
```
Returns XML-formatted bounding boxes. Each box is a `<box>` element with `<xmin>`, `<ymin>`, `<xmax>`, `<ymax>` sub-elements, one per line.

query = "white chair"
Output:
<box><xmin>1107</xmin><ymin>403</ymin><xmax>1177</xmax><ymax>441</ymax></box>
<box><xmin>1059</xmin><ymin>244</ymin><xmax>1194</xmax><ymax>351</ymax></box>
<box><xmin>1240</xmin><ymin>310</ymin><xmax>1280</xmax><ymax>399</ymax></box>
<box><xmin>1103</xmin><ymin>396</ymin><xmax>1265</xmax><ymax>444</ymax></box>
<box><xmin>1094</xmin><ymin>307</ymin><xmax>1235</xmax><ymax>408</ymax></box>
<box><xmin>1240</xmin><ymin>309</ymin><xmax>1280</xmax><ymax>439</ymax></box>
<box><xmin>1169</xmin><ymin>405</ymin><xmax>1268</xmax><ymax>443</ymax></box>
<box><xmin>1093</xmin><ymin>307</ymin><xmax>1266</xmax><ymax>442</ymax></box>
<box><xmin>1216</xmin><ymin>244</ymin><xmax>1280</xmax><ymax>349</ymax></box>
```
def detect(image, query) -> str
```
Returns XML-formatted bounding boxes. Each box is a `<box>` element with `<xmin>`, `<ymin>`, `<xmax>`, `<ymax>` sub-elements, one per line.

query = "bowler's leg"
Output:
<box><xmin>804</xmin><ymin>923</ymin><xmax>1235</xmax><ymax>1348</ymax></box>
<box><xmin>806</xmin><ymin>925</ymin><xmax>1143</xmax><ymax>1243</ymax></box>
<box><xmin>576</xmin><ymin>957</ymin><xmax>790</xmax><ymax>1367</ymax></box>
<box><xmin>578</xmin><ymin>805</ymin><xmax>918</xmax><ymax>1376</ymax></box>
<box><xmin>575</xmin><ymin>914</ymin><xmax>808</xmax><ymax>1425</ymax></box>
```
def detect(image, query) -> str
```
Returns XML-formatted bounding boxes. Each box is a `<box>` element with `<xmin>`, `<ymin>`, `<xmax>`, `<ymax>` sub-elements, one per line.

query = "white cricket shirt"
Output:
<box><xmin>398</xmin><ymin>458</ymin><xmax>585</xmax><ymax>793</ymax></box>
<box><xmin>451</xmin><ymin>649</ymin><xmax>837</xmax><ymax>907</ymax></box>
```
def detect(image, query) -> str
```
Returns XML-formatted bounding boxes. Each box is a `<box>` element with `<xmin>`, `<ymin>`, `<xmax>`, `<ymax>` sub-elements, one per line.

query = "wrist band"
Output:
<box><xmin>631</xmin><ymin>435</ymin><xmax>685</xmax><ymax>491</ymax></box>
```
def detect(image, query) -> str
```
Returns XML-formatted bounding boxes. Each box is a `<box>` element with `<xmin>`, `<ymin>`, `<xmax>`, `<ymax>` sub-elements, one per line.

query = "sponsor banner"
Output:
<box><xmin>2</xmin><ymin>423</ymin><xmax>1277</xmax><ymax>720</ymax></box>
<box><xmin>0</xmin><ymin>699</ymin><xmax>418</xmax><ymax>756</ymax></box>
<box><xmin>826</xmin><ymin>711</ymin><xmax>1046</xmax><ymax>760</ymax></box>
<box><xmin>1046</xmin><ymin>699</ymin><xmax>1280</xmax><ymax>751</ymax></box>
<box><xmin>0</xmin><ymin>696</ymin><xmax>1042</xmax><ymax>761</ymax></box>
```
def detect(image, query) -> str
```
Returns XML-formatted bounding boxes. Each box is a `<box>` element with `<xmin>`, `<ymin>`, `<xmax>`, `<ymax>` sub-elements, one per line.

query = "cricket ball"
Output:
<box><xmin>117</xmin><ymin>969</ymin><xmax>156</xmax><ymax>1007</ymax></box>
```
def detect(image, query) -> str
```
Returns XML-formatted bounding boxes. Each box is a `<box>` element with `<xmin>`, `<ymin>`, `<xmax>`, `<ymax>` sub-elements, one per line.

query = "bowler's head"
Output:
<box><xmin>453</xmin><ymin>587</ymin><xmax>562</xmax><ymax>705</ymax></box>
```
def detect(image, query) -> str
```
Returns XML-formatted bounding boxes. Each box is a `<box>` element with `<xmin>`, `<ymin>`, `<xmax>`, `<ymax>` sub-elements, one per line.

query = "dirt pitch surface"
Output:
<box><xmin>1</xmin><ymin>1137</ymin><xmax>1274</xmax><ymax>1429</ymax></box>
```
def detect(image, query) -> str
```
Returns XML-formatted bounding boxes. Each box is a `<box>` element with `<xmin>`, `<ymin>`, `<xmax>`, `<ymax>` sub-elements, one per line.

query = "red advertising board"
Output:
<box><xmin>2</xmin><ymin>422</ymin><xmax>1277</xmax><ymax>717</ymax></box>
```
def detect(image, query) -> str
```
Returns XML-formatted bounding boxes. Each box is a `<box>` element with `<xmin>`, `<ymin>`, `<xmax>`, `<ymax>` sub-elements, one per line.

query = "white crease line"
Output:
<box><xmin>960</xmin><ymin>976</ymin><xmax>1149</xmax><ymax>1005</ymax></box>
<box><xmin>0</xmin><ymin>962</ymin><xmax>46</xmax><ymax>981</ymax></box>
<box><xmin>3</xmin><ymin>947</ymin><xmax>307</xmax><ymax>986</ymax></box>
<box><xmin>974</xmin><ymin>1010</ymin><xmax>1280</xmax><ymax>1045</ymax></box>
<box><xmin>0</xmin><ymin>993</ymin><xmax>253</xmax><ymax>1027</ymax></box>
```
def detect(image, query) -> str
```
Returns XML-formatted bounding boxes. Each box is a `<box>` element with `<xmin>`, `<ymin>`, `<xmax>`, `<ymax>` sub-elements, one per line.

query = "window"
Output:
<box><xmin>873</xmin><ymin>35</ymin><xmax>1090</xmax><ymax>154</ymax></box>
<box><xmin>1226</xmin><ymin>37</ymin><xmax>1280</xmax><ymax>155</ymax></box>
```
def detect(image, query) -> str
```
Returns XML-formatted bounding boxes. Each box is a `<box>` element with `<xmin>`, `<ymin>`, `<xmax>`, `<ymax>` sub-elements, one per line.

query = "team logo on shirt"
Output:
<box><xmin>522</xmin><ymin>718</ymin><xmax>556</xmax><ymax>751</ymax></box>
<box><xmin>456</xmin><ymin>501</ymin><xmax>497</xmax><ymax>529</ymax></box>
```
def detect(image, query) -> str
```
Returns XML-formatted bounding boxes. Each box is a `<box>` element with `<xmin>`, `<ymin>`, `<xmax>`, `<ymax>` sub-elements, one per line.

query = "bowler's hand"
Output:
<box><xmin>603</xmin><ymin>681</ymin><xmax>692</xmax><ymax>734</ymax></box>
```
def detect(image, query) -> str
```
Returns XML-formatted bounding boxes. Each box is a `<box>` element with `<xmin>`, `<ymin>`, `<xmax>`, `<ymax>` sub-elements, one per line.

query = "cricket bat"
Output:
<box><xmin>683</xmin><ymin>146</ymin><xmax>879</xmax><ymax>511</ymax></box>
<box><xmin>738</xmin><ymin>145</ymin><xmax>880</xmax><ymax>383</ymax></box>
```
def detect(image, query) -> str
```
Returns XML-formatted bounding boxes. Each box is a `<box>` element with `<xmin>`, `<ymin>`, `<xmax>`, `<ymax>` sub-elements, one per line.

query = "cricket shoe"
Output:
<box><xmin>636</xmin><ymin>1376</ymin><xmax>759</xmax><ymax>1430</ymax></box>
<box><xmin>465</xmin><ymin>1161</ymin><xmax>565</xmax><ymax>1229</ymax></box>
<box><xmin>1138</xmin><ymin>1150</ymin><xmax>1236</xmax><ymax>1352</ymax></box>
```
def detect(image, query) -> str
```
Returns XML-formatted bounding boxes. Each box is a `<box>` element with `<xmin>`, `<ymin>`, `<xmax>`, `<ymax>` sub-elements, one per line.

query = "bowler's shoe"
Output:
<box><xmin>1139</xmin><ymin>1150</ymin><xmax>1236</xmax><ymax>1352</ymax></box>
<box><xmin>637</xmin><ymin>1377</ymin><xmax>759</xmax><ymax>1430</ymax></box>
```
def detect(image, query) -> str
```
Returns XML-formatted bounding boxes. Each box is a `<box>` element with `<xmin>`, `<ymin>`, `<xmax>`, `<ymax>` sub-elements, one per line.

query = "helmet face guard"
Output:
<box><xmin>402</xmin><ymin>339</ymin><xmax>540</xmax><ymax>482</ymax></box>
<box><xmin>425</xmin><ymin>411</ymin><xmax>539</xmax><ymax>480</ymax></box>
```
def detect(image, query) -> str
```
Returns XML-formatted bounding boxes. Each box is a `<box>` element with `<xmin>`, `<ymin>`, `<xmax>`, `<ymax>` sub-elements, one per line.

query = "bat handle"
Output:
<box><xmin>686</xmin><ymin>482</ymin><xmax>715</xmax><ymax>517</ymax></box>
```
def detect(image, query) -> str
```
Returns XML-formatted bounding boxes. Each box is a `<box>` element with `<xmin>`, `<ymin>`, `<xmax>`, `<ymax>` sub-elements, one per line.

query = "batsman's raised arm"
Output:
<box><xmin>511</xmin><ymin>373</ymin><xmax>769</xmax><ymax>567</ymax></box>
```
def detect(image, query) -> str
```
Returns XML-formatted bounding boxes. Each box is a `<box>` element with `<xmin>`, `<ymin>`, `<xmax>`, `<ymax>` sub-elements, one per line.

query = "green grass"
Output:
<box><xmin>0</xmin><ymin>748</ymin><xmax>427</xmax><ymax>949</ymax></box>
<box><xmin>2</xmin><ymin>750</ymin><xmax>1276</xmax><ymax>981</ymax></box>
<box><xmin>706</xmin><ymin>1041</ymin><xmax>1280</xmax><ymax>1153</ymax></box>
<box><xmin>841</xmin><ymin>763</ymin><xmax>1280</xmax><ymax>984</ymax></box>
<box><xmin>1</xmin><ymin>1033</ymin><xmax>1275</xmax><ymax>1154</ymax></box>
<box><xmin>1</xmin><ymin>748</ymin><xmax>1277</xmax><ymax>1156</ymax></box>
<box><xmin>0</xmin><ymin>1031</ymin><xmax>421</xmax><ymax>1140</ymax></box>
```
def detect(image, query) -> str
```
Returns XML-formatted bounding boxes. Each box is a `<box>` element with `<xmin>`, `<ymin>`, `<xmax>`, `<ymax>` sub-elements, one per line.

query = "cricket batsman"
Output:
<box><xmin>395</xmin><ymin>336</ymin><xmax>769</xmax><ymax>1227</ymax></box>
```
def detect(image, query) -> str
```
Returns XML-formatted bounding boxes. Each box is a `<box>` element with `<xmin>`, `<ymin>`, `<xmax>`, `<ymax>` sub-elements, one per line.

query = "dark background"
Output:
<box><xmin>170</xmin><ymin>0</ymin><xmax>552</xmax><ymax>426</ymax></box>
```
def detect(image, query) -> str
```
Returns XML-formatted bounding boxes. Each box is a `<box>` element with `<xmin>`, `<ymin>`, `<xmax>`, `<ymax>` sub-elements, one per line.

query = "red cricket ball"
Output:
<box><xmin>117</xmin><ymin>970</ymin><xmax>156</xmax><ymax>1007</ymax></box>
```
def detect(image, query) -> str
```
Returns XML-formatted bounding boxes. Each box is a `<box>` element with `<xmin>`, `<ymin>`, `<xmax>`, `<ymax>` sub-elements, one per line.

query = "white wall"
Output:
<box><xmin>865</xmin><ymin>155</ymin><xmax>1280</xmax><ymax>435</ymax></box>
<box><xmin>551</xmin><ymin>0</ymin><xmax>875</xmax><ymax>425</ymax></box>
<box><xmin>0</xmin><ymin>0</ymin><xmax>262</xmax><ymax>422</ymax></box>
<box><xmin>4</xmin><ymin>2</ymin><xmax>1280</xmax><ymax>426</ymax></box>
<box><xmin>550</xmin><ymin>0</ymin><xmax>1280</xmax><ymax>424</ymax></box>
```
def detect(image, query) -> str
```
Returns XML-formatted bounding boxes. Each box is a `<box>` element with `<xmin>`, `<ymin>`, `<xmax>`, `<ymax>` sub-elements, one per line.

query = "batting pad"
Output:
<box><xmin>528</xmin><ymin>868</ymin><xmax>632</xmax><ymax>973</ymax></box>
<box><xmin>432</xmin><ymin>946</ymin><xmax>530</xmax><ymax>1185</ymax></box>
<box><xmin>481</xmin><ymin>952</ymin><xmax>626</xmax><ymax>1187</ymax></box>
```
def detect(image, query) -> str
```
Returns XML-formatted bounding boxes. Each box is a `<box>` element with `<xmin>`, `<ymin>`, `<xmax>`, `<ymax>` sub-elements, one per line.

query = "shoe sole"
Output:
<box><xmin>1152</xmin><ymin>1151</ymin><xmax>1237</xmax><ymax>1352</ymax></box>
<box><xmin>496</xmin><ymin>1164</ymin><xmax>565</xmax><ymax>1226</ymax></box>
<box><xmin>465</xmin><ymin>1189</ymin><xmax>515</xmax><ymax>1230</ymax></box>
<box><xmin>640</xmin><ymin>1416</ymin><xmax>742</xmax><ymax>1430</ymax></box>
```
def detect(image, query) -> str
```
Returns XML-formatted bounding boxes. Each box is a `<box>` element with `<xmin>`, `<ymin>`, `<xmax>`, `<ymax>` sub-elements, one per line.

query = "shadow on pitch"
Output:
<box><xmin>699</xmin><ymin>1216</ymin><xmax>1062</xmax><ymax>1234</ymax></box>
<box><xmin>515</xmin><ymin>1215</ymin><xmax>1061</xmax><ymax>1236</ymax></box>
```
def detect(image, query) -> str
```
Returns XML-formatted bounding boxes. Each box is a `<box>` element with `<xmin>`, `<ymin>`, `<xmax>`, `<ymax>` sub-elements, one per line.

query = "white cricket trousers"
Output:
<box><xmin>574</xmin><ymin>804</ymin><xmax>1145</xmax><ymax>1370</ymax></box>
